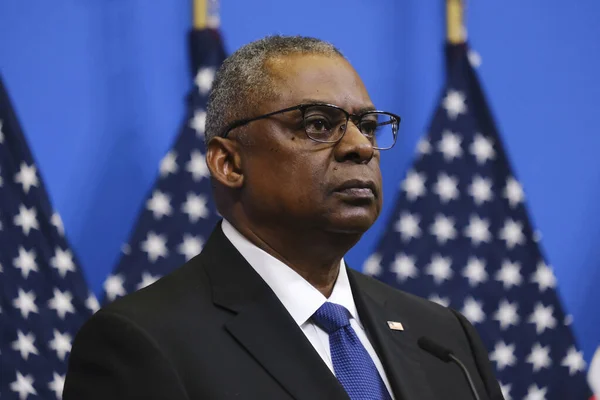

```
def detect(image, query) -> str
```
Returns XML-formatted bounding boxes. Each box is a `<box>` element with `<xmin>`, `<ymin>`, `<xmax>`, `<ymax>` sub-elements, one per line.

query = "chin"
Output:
<box><xmin>325</xmin><ymin>213</ymin><xmax>378</xmax><ymax>235</ymax></box>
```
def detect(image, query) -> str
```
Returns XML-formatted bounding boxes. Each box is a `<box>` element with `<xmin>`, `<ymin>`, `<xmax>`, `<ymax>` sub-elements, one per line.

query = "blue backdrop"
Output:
<box><xmin>1</xmin><ymin>1</ymin><xmax>598</xmax><ymax>362</ymax></box>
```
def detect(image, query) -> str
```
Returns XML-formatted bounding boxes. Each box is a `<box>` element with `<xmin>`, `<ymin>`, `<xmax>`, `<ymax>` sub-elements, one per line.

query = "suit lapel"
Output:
<box><xmin>201</xmin><ymin>225</ymin><xmax>349</xmax><ymax>400</ymax></box>
<box><xmin>349</xmin><ymin>271</ymin><xmax>436</xmax><ymax>400</ymax></box>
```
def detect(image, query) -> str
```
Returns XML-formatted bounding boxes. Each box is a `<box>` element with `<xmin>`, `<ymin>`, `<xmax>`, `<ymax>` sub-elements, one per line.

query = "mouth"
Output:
<box><xmin>333</xmin><ymin>179</ymin><xmax>378</xmax><ymax>199</ymax></box>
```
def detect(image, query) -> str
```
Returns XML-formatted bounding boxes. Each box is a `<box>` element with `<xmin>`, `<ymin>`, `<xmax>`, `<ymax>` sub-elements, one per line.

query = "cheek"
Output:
<box><xmin>244</xmin><ymin>149</ymin><xmax>328</xmax><ymax>206</ymax></box>
<box><xmin>283</xmin><ymin>155</ymin><xmax>328</xmax><ymax>201</ymax></box>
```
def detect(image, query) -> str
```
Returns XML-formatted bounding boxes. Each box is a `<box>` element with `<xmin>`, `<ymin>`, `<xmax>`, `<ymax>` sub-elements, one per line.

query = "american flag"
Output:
<box><xmin>102</xmin><ymin>29</ymin><xmax>226</xmax><ymax>303</ymax></box>
<box><xmin>364</xmin><ymin>44</ymin><xmax>593</xmax><ymax>399</ymax></box>
<box><xmin>0</xmin><ymin>75</ymin><xmax>97</xmax><ymax>399</ymax></box>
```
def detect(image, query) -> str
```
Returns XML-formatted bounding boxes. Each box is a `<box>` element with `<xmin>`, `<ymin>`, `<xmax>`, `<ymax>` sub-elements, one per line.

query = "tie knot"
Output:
<box><xmin>312</xmin><ymin>302</ymin><xmax>351</xmax><ymax>334</ymax></box>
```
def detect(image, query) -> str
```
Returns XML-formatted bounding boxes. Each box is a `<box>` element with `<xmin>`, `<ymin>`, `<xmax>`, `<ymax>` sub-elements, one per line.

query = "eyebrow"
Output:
<box><xmin>298</xmin><ymin>99</ymin><xmax>377</xmax><ymax>115</ymax></box>
<box><xmin>354</xmin><ymin>105</ymin><xmax>378</xmax><ymax>114</ymax></box>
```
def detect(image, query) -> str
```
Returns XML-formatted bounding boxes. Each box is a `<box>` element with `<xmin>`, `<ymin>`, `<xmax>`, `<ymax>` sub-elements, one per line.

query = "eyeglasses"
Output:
<box><xmin>220</xmin><ymin>103</ymin><xmax>401</xmax><ymax>150</ymax></box>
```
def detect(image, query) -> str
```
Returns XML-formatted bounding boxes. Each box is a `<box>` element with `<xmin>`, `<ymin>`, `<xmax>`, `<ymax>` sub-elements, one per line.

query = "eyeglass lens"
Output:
<box><xmin>302</xmin><ymin>105</ymin><xmax>397</xmax><ymax>150</ymax></box>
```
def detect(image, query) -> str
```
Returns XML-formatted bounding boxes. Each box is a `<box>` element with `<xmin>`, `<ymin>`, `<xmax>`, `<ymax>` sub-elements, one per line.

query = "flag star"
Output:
<box><xmin>141</xmin><ymin>231</ymin><xmax>169</xmax><ymax>262</ymax></box>
<box><xmin>178</xmin><ymin>233</ymin><xmax>204</xmax><ymax>261</ymax></box>
<box><xmin>121</xmin><ymin>243</ymin><xmax>132</xmax><ymax>255</ymax></box>
<box><xmin>442</xmin><ymin>90</ymin><xmax>467</xmax><ymax>119</ymax></box>
<box><xmin>51</xmin><ymin>212</ymin><xmax>65</xmax><ymax>235</ymax></box>
<box><xmin>86</xmin><ymin>293</ymin><xmax>100</xmax><ymax>313</ymax></box>
<box><xmin>462</xmin><ymin>297</ymin><xmax>485</xmax><ymax>324</ymax></box>
<box><xmin>14</xmin><ymin>162</ymin><xmax>39</xmax><ymax>193</ymax></box>
<box><xmin>564</xmin><ymin>314</ymin><xmax>573</xmax><ymax>326</ymax></box>
<box><xmin>468</xmin><ymin>175</ymin><xmax>493</xmax><ymax>205</ymax></box>
<box><xmin>499</xmin><ymin>218</ymin><xmax>525</xmax><ymax>249</ymax></box>
<box><xmin>561</xmin><ymin>346</ymin><xmax>586</xmax><ymax>375</ymax></box>
<box><xmin>146</xmin><ymin>190</ymin><xmax>173</xmax><ymax>219</ymax></box>
<box><xmin>48</xmin><ymin>288</ymin><xmax>75</xmax><ymax>319</ymax></box>
<box><xmin>49</xmin><ymin>329</ymin><xmax>72</xmax><ymax>361</ymax></box>
<box><xmin>10</xmin><ymin>371</ymin><xmax>37</xmax><ymax>400</ymax></box>
<box><xmin>524</xmin><ymin>384</ymin><xmax>547</xmax><ymax>400</ymax></box>
<box><xmin>362</xmin><ymin>253</ymin><xmax>382</xmax><ymax>276</ymax></box>
<box><xmin>401</xmin><ymin>170</ymin><xmax>426</xmax><ymax>201</ymax></box>
<box><xmin>425</xmin><ymin>254</ymin><xmax>453</xmax><ymax>284</ymax></box>
<box><xmin>489</xmin><ymin>341</ymin><xmax>516</xmax><ymax>370</ymax></box>
<box><xmin>182</xmin><ymin>193</ymin><xmax>210</xmax><ymax>222</ymax></box>
<box><xmin>159</xmin><ymin>150</ymin><xmax>179</xmax><ymax>177</ymax></box>
<box><xmin>11</xmin><ymin>331</ymin><xmax>39</xmax><ymax>360</ymax></box>
<box><xmin>531</xmin><ymin>261</ymin><xmax>556</xmax><ymax>292</ymax></box>
<box><xmin>433</xmin><ymin>173</ymin><xmax>459</xmax><ymax>203</ymax></box>
<box><xmin>464</xmin><ymin>215</ymin><xmax>491</xmax><ymax>246</ymax></box>
<box><xmin>137</xmin><ymin>272</ymin><xmax>161</xmax><ymax>290</ymax></box>
<box><xmin>499</xmin><ymin>382</ymin><xmax>512</xmax><ymax>400</ymax></box>
<box><xmin>526</xmin><ymin>343</ymin><xmax>552</xmax><ymax>372</ymax></box>
<box><xmin>462</xmin><ymin>257</ymin><xmax>488</xmax><ymax>287</ymax></box>
<box><xmin>437</xmin><ymin>130</ymin><xmax>463</xmax><ymax>161</ymax></box>
<box><xmin>13</xmin><ymin>247</ymin><xmax>38</xmax><ymax>278</ymax></box>
<box><xmin>528</xmin><ymin>302</ymin><xmax>557</xmax><ymax>334</ymax></box>
<box><xmin>13</xmin><ymin>288</ymin><xmax>38</xmax><ymax>319</ymax></box>
<box><xmin>190</xmin><ymin>110</ymin><xmax>207</xmax><ymax>137</ymax></box>
<box><xmin>494</xmin><ymin>300</ymin><xmax>520</xmax><ymax>330</ymax></box>
<box><xmin>104</xmin><ymin>274</ymin><xmax>126</xmax><ymax>301</ymax></box>
<box><xmin>504</xmin><ymin>177</ymin><xmax>524</xmax><ymax>208</ymax></box>
<box><xmin>429</xmin><ymin>214</ymin><xmax>457</xmax><ymax>244</ymax></box>
<box><xmin>468</xmin><ymin>49</ymin><xmax>483</xmax><ymax>68</ymax></box>
<box><xmin>186</xmin><ymin>150</ymin><xmax>209</xmax><ymax>181</ymax></box>
<box><xmin>50</xmin><ymin>247</ymin><xmax>76</xmax><ymax>278</ymax></box>
<box><xmin>394</xmin><ymin>212</ymin><xmax>421</xmax><ymax>242</ymax></box>
<box><xmin>428</xmin><ymin>294</ymin><xmax>450</xmax><ymax>307</ymax></box>
<box><xmin>195</xmin><ymin>67</ymin><xmax>215</xmax><ymax>95</ymax></box>
<box><xmin>469</xmin><ymin>133</ymin><xmax>495</xmax><ymax>164</ymax></box>
<box><xmin>13</xmin><ymin>205</ymin><xmax>39</xmax><ymax>235</ymax></box>
<box><xmin>391</xmin><ymin>253</ymin><xmax>418</xmax><ymax>282</ymax></box>
<box><xmin>48</xmin><ymin>372</ymin><xmax>65</xmax><ymax>400</ymax></box>
<box><xmin>417</xmin><ymin>137</ymin><xmax>431</xmax><ymax>155</ymax></box>
<box><xmin>495</xmin><ymin>260</ymin><xmax>522</xmax><ymax>289</ymax></box>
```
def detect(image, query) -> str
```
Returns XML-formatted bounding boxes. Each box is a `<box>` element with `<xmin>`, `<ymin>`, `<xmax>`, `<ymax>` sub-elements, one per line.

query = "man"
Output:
<box><xmin>64</xmin><ymin>35</ymin><xmax>504</xmax><ymax>400</ymax></box>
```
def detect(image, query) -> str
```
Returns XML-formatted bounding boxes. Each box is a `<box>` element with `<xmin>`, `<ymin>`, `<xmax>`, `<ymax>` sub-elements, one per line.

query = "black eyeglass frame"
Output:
<box><xmin>219</xmin><ymin>102</ymin><xmax>402</xmax><ymax>150</ymax></box>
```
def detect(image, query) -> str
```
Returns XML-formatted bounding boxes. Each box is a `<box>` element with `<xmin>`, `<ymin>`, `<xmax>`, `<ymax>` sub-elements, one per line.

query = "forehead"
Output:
<box><xmin>264</xmin><ymin>54</ymin><xmax>373</xmax><ymax>112</ymax></box>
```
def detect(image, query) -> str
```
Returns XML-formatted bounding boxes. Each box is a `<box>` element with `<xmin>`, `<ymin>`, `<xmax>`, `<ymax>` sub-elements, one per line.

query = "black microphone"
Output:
<box><xmin>418</xmin><ymin>336</ymin><xmax>482</xmax><ymax>400</ymax></box>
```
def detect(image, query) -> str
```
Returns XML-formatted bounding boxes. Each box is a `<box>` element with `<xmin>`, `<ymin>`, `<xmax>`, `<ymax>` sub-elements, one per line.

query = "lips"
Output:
<box><xmin>334</xmin><ymin>179</ymin><xmax>378</xmax><ymax>198</ymax></box>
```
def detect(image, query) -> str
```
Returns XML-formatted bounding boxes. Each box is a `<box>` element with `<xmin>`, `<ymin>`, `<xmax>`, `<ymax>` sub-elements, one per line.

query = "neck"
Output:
<box><xmin>226</xmin><ymin>213</ymin><xmax>362</xmax><ymax>298</ymax></box>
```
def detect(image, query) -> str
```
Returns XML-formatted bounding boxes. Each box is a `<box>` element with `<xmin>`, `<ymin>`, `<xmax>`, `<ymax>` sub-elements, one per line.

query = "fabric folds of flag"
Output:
<box><xmin>364</xmin><ymin>44</ymin><xmax>592</xmax><ymax>399</ymax></box>
<box><xmin>0</xmin><ymin>76</ymin><xmax>97</xmax><ymax>400</ymax></box>
<box><xmin>102</xmin><ymin>29</ymin><xmax>226</xmax><ymax>303</ymax></box>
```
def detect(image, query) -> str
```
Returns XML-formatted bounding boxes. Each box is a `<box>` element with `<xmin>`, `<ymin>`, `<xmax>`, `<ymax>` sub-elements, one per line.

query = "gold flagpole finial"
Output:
<box><xmin>447</xmin><ymin>0</ymin><xmax>466</xmax><ymax>44</ymax></box>
<box><xmin>193</xmin><ymin>0</ymin><xmax>220</xmax><ymax>29</ymax></box>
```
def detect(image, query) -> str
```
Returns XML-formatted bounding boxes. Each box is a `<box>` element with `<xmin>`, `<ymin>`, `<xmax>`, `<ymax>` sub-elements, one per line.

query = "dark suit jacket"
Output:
<box><xmin>64</xmin><ymin>224</ymin><xmax>504</xmax><ymax>400</ymax></box>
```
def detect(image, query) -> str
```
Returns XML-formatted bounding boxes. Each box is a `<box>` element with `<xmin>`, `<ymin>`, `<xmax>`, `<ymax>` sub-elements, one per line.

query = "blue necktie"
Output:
<box><xmin>312</xmin><ymin>302</ymin><xmax>392</xmax><ymax>400</ymax></box>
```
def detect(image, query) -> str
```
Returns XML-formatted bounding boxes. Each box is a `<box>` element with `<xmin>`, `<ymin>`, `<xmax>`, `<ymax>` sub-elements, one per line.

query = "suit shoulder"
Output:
<box><xmin>102</xmin><ymin>256</ymin><xmax>211</xmax><ymax>325</ymax></box>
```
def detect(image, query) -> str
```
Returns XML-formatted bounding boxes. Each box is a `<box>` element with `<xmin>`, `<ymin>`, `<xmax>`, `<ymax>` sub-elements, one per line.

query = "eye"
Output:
<box><xmin>359</xmin><ymin>120</ymin><xmax>378</xmax><ymax>136</ymax></box>
<box><xmin>305</xmin><ymin>116</ymin><xmax>332</xmax><ymax>134</ymax></box>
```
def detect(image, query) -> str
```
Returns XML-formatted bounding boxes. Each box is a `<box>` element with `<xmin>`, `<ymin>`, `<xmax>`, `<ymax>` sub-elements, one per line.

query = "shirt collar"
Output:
<box><xmin>221</xmin><ymin>219</ymin><xmax>360</xmax><ymax>326</ymax></box>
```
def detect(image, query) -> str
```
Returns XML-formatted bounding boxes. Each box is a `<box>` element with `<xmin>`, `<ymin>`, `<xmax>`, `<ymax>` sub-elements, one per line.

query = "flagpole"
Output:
<box><xmin>193</xmin><ymin>0</ymin><xmax>220</xmax><ymax>29</ymax></box>
<box><xmin>446</xmin><ymin>0</ymin><xmax>466</xmax><ymax>44</ymax></box>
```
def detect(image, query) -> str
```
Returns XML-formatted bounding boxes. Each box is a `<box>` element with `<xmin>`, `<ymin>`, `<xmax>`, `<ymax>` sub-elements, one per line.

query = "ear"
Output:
<box><xmin>206</xmin><ymin>137</ymin><xmax>244</xmax><ymax>189</ymax></box>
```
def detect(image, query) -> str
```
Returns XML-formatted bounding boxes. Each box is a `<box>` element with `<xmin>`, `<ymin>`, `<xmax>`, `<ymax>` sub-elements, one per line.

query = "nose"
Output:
<box><xmin>333</xmin><ymin>121</ymin><xmax>375</xmax><ymax>164</ymax></box>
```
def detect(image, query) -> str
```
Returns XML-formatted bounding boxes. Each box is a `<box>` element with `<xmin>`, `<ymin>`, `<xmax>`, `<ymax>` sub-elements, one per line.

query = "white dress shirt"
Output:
<box><xmin>221</xmin><ymin>220</ymin><xmax>394</xmax><ymax>398</ymax></box>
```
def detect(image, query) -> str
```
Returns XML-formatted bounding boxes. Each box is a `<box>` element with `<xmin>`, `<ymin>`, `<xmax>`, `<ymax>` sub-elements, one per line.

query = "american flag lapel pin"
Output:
<box><xmin>387</xmin><ymin>321</ymin><xmax>404</xmax><ymax>331</ymax></box>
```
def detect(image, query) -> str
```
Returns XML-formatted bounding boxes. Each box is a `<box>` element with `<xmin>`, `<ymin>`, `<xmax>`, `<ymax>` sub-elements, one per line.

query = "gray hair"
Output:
<box><xmin>205</xmin><ymin>35</ymin><xmax>344</xmax><ymax>143</ymax></box>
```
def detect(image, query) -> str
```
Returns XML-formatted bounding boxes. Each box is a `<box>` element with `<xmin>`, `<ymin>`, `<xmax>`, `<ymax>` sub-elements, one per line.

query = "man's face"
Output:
<box><xmin>238</xmin><ymin>54</ymin><xmax>383</xmax><ymax>235</ymax></box>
